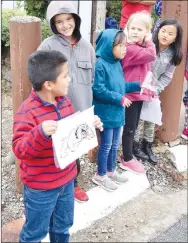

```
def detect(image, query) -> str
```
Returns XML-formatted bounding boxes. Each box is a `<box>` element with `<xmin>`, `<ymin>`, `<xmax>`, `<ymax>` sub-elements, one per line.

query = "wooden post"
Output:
<box><xmin>157</xmin><ymin>1</ymin><xmax>188</xmax><ymax>143</ymax></box>
<box><xmin>91</xmin><ymin>1</ymin><xmax>106</xmax><ymax>47</ymax></box>
<box><xmin>88</xmin><ymin>1</ymin><xmax>106</xmax><ymax>162</ymax></box>
<box><xmin>10</xmin><ymin>16</ymin><xmax>42</xmax><ymax>193</ymax></box>
<box><xmin>90</xmin><ymin>0</ymin><xmax>97</xmax><ymax>44</ymax></box>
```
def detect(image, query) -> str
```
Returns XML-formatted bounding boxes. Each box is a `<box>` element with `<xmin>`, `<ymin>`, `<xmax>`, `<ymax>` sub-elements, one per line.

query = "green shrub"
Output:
<box><xmin>41</xmin><ymin>19</ymin><xmax>51</xmax><ymax>40</ymax></box>
<box><xmin>151</xmin><ymin>8</ymin><xmax>159</xmax><ymax>28</ymax></box>
<box><xmin>2</xmin><ymin>9</ymin><xmax>26</xmax><ymax>47</ymax></box>
<box><xmin>2</xmin><ymin>9</ymin><xmax>52</xmax><ymax>49</ymax></box>
<box><xmin>109</xmin><ymin>0</ymin><xmax>122</xmax><ymax>25</ymax></box>
<box><xmin>24</xmin><ymin>0</ymin><xmax>51</xmax><ymax>19</ymax></box>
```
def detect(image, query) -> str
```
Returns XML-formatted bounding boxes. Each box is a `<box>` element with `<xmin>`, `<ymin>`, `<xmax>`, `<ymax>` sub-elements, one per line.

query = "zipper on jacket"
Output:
<box><xmin>55</xmin><ymin>106</ymin><xmax>61</xmax><ymax>120</ymax></box>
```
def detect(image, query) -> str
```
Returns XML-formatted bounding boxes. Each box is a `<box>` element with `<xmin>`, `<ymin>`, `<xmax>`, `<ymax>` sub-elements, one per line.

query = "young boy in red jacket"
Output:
<box><xmin>12</xmin><ymin>50</ymin><xmax>103</xmax><ymax>243</ymax></box>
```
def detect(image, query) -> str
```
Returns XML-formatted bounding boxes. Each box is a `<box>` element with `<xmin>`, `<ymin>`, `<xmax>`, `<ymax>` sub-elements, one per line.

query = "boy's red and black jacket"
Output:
<box><xmin>12</xmin><ymin>90</ymin><xmax>77</xmax><ymax>190</ymax></box>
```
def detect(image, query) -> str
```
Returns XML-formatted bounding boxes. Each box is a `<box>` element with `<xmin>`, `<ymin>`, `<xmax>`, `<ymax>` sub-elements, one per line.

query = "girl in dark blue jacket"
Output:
<box><xmin>92</xmin><ymin>29</ymin><xmax>141</xmax><ymax>191</ymax></box>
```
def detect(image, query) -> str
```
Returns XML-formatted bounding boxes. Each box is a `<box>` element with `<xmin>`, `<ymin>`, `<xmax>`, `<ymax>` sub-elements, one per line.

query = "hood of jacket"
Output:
<box><xmin>46</xmin><ymin>1</ymin><xmax>81</xmax><ymax>41</ymax></box>
<box><xmin>95</xmin><ymin>29</ymin><xmax>123</xmax><ymax>64</ymax></box>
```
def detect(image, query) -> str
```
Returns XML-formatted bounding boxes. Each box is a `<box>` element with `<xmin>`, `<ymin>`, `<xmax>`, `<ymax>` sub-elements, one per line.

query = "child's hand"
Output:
<box><xmin>124</xmin><ymin>27</ymin><xmax>128</xmax><ymax>39</ymax></box>
<box><xmin>42</xmin><ymin>120</ymin><xmax>58</xmax><ymax>136</ymax></box>
<box><xmin>122</xmin><ymin>98</ymin><xmax>132</xmax><ymax>107</ymax></box>
<box><xmin>93</xmin><ymin>115</ymin><xmax>103</xmax><ymax>131</ymax></box>
<box><xmin>144</xmin><ymin>32</ymin><xmax>152</xmax><ymax>42</ymax></box>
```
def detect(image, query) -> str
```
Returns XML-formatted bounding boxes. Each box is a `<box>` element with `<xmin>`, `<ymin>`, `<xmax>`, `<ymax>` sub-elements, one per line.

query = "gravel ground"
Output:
<box><xmin>2</xmin><ymin>91</ymin><xmax>25</xmax><ymax>226</ymax></box>
<box><xmin>1</xmin><ymin>62</ymin><xmax>187</xmax><ymax>226</ymax></box>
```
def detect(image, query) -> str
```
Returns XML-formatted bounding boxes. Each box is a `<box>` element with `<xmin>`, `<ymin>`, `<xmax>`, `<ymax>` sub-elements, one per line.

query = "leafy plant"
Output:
<box><xmin>41</xmin><ymin>19</ymin><xmax>51</xmax><ymax>40</ymax></box>
<box><xmin>151</xmin><ymin>7</ymin><xmax>159</xmax><ymax>27</ymax></box>
<box><xmin>24</xmin><ymin>0</ymin><xmax>51</xmax><ymax>19</ymax></box>
<box><xmin>15</xmin><ymin>0</ymin><xmax>24</xmax><ymax>10</ymax></box>
<box><xmin>109</xmin><ymin>0</ymin><xmax>122</xmax><ymax>25</ymax></box>
<box><xmin>2</xmin><ymin>9</ymin><xmax>26</xmax><ymax>47</ymax></box>
<box><xmin>2</xmin><ymin>9</ymin><xmax>51</xmax><ymax>50</ymax></box>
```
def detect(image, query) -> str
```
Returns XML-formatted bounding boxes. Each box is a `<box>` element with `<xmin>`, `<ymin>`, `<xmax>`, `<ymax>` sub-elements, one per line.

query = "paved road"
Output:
<box><xmin>151</xmin><ymin>217</ymin><xmax>188</xmax><ymax>242</ymax></box>
<box><xmin>70</xmin><ymin>189</ymin><xmax>187</xmax><ymax>242</ymax></box>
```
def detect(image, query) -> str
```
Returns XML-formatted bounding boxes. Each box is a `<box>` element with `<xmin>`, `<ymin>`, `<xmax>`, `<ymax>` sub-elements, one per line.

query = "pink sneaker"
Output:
<box><xmin>119</xmin><ymin>155</ymin><xmax>145</xmax><ymax>174</ymax></box>
<box><xmin>120</xmin><ymin>154</ymin><xmax>143</xmax><ymax>164</ymax></box>
<box><xmin>181</xmin><ymin>128</ymin><xmax>188</xmax><ymax>140</ymax></box>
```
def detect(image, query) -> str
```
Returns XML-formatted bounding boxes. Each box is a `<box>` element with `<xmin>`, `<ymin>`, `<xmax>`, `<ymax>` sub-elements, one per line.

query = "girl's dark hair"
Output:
<box><xmin>113</xmin><ymin>31</ymin><xmax>126</xmax><ymax>46</ymax></box>
<box><xmin>71</xmin><ymin>14</ymin><xmax>81</xmax><ymax>41</ymax></box>
<box><xmin>153</xmin><ymin>18</ymin><xmax>183</xmax><ymax>66</ymax></box>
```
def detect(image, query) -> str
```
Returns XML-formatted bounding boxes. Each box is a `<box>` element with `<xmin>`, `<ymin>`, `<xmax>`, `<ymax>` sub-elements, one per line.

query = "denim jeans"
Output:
<box><xmin>97</xmin><ymin>127</ymin><xmax>121</xmax><ymax>176</ymax></box>
<box><xmin>20</xmin><ymin>180</ymin><xmax>74</xmax><ymax>243</ymax></box>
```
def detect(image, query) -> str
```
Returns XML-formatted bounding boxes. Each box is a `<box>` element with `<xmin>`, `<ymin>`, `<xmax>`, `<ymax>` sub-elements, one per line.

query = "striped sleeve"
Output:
<box><xmin>12</xmin><ymin>112</ymin><xmax>51</xmax><ymax>160</ymax></box>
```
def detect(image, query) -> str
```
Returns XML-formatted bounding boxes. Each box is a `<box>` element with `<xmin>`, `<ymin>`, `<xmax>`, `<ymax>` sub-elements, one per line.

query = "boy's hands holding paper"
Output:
<box><xmin>42</xmin><ymin>120</ymin><xmax>58</xmax><ymax>136</ymax></box>
<box><xmin>42</xmin><ymin>115</ymin><xmax>103</xmax><ymax>137</ymax></box>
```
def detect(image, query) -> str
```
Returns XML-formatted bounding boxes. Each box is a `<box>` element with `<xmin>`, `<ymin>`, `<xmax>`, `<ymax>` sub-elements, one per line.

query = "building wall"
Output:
<box><xmin>78</xmin><ymin>1</ymin><xmax>93</xmax><ymax>42</ymax></box>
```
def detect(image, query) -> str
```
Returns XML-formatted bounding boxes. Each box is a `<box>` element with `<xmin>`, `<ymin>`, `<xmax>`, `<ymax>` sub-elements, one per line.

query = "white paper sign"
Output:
<box><xmin>140</xmin><ymin>98</ymin><xmax>163</xmax><ymax>126</ymax></box>
<box><xmin>52</xmin><ymin>106</ymin><xmax>98</xmax><ymax>169</ymax></box>
<box><xmin>140</xmin><ymin>71</ymin><xmax>156</xmax><ymax>95</ymax></box>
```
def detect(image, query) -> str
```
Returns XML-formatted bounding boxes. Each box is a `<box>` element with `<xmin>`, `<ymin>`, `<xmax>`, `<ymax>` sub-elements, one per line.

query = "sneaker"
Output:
<box><xmin>107</xmin><ymin>170</ymin><xmax>128</xmax><ymax>184</ymax></box>
<box><xmin>181</xmin><ymin>128</ymin><xmax>188</xmax><ymax>140</ymax></box>
<box><xmin>74</xmin><ymin>187</ymin><xmax>89</xmax><ymax>203</ymax></box>
<box><xmin>119</xmin><ymin>156</ymin><xmax>145</xmax><ymax>175</ymax></box>
<box><xmin>92</xmin><ymin>174</ymin><xmax>118</xmax><ymax>192</ymax></box>
<box><xmin>121</xmin><ymin>154</ymin><xmax>143</xmax><ymax>163</ymax></box>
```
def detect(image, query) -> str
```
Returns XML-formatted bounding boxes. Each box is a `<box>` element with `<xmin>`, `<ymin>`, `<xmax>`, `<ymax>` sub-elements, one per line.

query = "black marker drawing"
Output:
<box><xmin>60</xmin><ymin>123</ymin><xmax>95</xmax><ymax>158</ymax></box>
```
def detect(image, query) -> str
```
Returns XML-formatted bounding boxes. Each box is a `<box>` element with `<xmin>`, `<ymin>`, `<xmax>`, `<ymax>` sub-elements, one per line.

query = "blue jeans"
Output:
<box><xmin>97</xmin><ymin>127</ymin><xmax>121</xmax><ymax>176</ymax></box>
<box><xmin>20</xmin><ymin>180</ymin><xmax>74</xmax><ymax>243</ymax></box>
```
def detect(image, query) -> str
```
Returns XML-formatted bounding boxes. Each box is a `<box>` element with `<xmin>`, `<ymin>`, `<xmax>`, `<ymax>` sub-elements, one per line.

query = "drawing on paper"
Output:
<box><xmin>60</xmin><ymin>123</ymin><xmax>95</xmax><ymax>158</ymax></box>
<box><xmin>52</xmin><ymin>106</ymin><xmax>98</xmax><ymax>169</ymax></box>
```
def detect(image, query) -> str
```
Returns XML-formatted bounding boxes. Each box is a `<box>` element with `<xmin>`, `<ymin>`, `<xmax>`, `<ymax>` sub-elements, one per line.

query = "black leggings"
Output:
<box><xmin>122</xmin><ymin>101</ymin><xmax>143</xmax><ymax>161</ymax></box>
<box><xmin>74</xmin><ymin>158</ymin><xmax>81</xmax><ymax>187</ymax></box>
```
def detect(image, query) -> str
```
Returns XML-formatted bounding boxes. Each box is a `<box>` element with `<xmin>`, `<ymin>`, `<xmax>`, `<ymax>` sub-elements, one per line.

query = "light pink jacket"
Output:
<box><xmin>121</xmin><ymin>40</ymin><xmax>156</xmax><ymax>101</ymax></box>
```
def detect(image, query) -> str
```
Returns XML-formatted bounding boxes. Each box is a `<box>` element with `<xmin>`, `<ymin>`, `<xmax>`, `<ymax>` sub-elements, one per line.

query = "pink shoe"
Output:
<box><xmin>120</xmin><ymin>154</ymin><xmax>143</xmax><ymax>163</ymax></box>
<box><xmin>181</xmin><ymin>128</ymin><xmax>188</xmax><ymax>140</ymax></box>
<box><xmin>119</xmin><ymin>155</ymin><xmax>145</xmax><ymax>174</ymax></box>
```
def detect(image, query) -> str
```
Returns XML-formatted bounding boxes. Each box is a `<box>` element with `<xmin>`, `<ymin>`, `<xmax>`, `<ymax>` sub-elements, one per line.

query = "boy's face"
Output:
<box><xmin>54</xmin><ymin>13</ymin><xmax>75</xmax><ymax>38</ymax></box>
<box><xmin>51</xmin><ymin>63</ymin><xmax>71</xmax><ymax>97</ymax></box>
